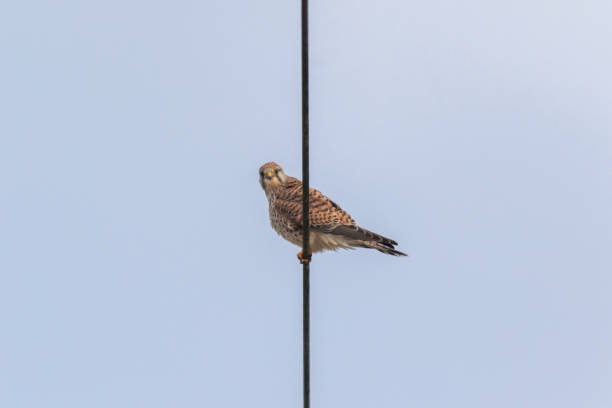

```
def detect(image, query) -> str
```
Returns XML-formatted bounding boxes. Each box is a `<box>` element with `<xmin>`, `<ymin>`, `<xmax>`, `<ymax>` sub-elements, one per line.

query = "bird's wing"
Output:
<box><xmin>273</xmin><ymin>177</ymin><xmax>355</xmax><ymax>232</ymax></box>
<box><xmin>274</xmin><ymin>178</ymin><xmax>400</xmax><ymax>248</ymax></box>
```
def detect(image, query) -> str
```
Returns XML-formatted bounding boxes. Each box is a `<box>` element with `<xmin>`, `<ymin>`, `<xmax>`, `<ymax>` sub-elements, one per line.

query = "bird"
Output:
<box><xmin>259</xmin><ymin>161</ymin><xmax>407</xmax><ymax>263</ymax></box>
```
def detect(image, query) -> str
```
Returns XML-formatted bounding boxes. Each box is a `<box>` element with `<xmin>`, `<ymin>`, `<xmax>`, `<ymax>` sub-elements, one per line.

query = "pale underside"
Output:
<box><xmin>276</xmin><ymin>226</ymin><xmax>356</xmax><ymax>253</ymax></box>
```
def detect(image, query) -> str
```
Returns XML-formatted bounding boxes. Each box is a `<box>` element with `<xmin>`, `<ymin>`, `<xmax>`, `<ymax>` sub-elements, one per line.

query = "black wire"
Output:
<box><xmin>300</xmin><ymin>0</ymin><xmax>310</xmax><ymax>407</ymax></box>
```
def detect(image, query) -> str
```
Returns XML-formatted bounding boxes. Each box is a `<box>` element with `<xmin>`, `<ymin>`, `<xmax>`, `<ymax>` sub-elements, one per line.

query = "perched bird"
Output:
<box><xmin>259</xmin><ymin>162</ymin><xmax>407</xmax><ymax>263</ymax></box>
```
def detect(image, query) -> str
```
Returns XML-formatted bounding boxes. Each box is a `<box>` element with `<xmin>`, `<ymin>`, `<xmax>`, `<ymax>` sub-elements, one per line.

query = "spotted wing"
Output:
<box><xmin>272</xmin><ymin>177</ymin><xmax>355</xmax><ymax>233</ymax></box>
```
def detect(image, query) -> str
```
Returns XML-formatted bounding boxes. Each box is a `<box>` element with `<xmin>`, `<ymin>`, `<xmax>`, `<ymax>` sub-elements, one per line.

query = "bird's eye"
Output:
<box><xmin>275</xmin><ymin>169</ymin><xmax>280</xmax><ymax>174</ymax></box>
<box><xmin>259</xmin><ymin>171</ymin><xmax>264</xmax><ymax>177</ymax></box>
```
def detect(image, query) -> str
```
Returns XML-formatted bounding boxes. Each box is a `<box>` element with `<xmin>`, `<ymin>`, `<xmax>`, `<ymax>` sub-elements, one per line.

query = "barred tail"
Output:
<box><xmin>372</xmin><ymin>243</ymin><xmax>407</xmax><ymax>256</ymax></box>
<box><xmin>328</xmin><ymin>224</ymin><xmax>407</xmax><ymax>257</ymax></box>
<box><xmin>352</xmin><ymin>240</ymin><xmax>408</xmax><ymax>257</ymax></box>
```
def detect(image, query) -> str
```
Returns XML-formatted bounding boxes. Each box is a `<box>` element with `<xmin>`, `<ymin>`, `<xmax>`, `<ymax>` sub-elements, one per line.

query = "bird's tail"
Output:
<box><xmin>352</xmin><ymin>240</ymin><xmax>408</xmax><ymax>256</ymax></box>
<box><xmin>367</xmin><ymin>241</ymin><xmax>407</xmax><ymax>256</ymax></box>
<box><xmin>330</xmin><ymin>225</ymin><xmax>407</xmax><ymax>257</ymax></box>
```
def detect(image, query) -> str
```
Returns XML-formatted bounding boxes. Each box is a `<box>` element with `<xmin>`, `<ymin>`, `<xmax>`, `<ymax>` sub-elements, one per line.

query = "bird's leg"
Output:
<box><xmin>297</xmin><ymin>250</ymin><xmax>312</xmax><ymax>264</ymax></box>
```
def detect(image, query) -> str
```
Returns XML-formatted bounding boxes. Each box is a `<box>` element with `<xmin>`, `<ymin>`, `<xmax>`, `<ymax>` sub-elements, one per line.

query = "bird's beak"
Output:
<box><xmin>264</xmin><ymin>170</ymin><xmax>275</xmax><ymax>178</ymax></box>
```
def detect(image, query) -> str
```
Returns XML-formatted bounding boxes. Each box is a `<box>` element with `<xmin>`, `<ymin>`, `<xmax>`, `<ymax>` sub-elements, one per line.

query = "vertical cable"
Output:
<box><xmin>300</xmin><ymin>0</ymin><xmax>310</xmax><ymax>407</ymax></box>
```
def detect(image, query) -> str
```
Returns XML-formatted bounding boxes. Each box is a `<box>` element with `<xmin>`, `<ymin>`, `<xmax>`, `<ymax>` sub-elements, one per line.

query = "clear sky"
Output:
<box><xmin>1</xmin><ymin>1</ymin><xmax>611</xmax><ymax>407</ymax></box>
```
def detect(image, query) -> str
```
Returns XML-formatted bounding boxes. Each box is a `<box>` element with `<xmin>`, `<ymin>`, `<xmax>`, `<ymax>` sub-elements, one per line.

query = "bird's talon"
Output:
<box><xmin>297</xmin><ymin>250</ymin><xmax>312</xmax><ymax>264</ymax></box>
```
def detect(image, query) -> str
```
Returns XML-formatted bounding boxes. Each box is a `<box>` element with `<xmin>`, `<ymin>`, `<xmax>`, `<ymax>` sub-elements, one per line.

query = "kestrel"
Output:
<box><xmin>259</xmin><ymin>162</ymin><xmax>407</xmax><ymax>262</ymax></box>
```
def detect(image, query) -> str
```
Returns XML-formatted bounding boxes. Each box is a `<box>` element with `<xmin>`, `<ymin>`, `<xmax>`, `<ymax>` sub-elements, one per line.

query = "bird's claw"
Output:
<box><xmin>297</xmin><ymin>250</ymin><xmax>312</xmax><ymax>264</ymax></box>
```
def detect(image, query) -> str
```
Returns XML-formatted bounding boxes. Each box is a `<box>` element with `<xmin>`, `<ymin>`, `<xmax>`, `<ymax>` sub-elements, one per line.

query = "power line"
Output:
<box><xmin>300</xmin><ymin>0</ymin><xmax>310</xmax><ymax>407</ymax></box>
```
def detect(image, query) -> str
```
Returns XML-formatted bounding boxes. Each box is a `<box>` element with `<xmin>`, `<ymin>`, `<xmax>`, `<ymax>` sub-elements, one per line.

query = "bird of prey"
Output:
<box><xmin>259</xmin><ymin>162</ymin><xmax>407</xmax><ymax>263</ymax></box>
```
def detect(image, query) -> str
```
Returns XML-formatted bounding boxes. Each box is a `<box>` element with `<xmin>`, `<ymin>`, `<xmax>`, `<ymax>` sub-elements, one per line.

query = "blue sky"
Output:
<box><xmin>1</xmin><ymin>1</ymin><xmax>611</xmax><ymax>407</ymax></box>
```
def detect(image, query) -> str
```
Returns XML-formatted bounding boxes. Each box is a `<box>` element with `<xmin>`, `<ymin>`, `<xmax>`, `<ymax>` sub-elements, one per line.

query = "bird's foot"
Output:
<box><xmin>297</xmin><ymin>250</ymin><xmax>312</xmax><ymax>264</ymax></box>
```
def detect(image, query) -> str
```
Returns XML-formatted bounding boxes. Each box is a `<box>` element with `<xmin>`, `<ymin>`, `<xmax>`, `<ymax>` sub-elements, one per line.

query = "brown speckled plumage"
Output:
<box><xmin>259</xmin><ymin>162</ymin><xmax>407</xmax><ymax>257</ymax></box>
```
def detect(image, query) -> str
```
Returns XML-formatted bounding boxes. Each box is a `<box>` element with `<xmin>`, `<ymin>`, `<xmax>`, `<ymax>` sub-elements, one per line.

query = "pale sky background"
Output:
<box><xmin>1</xmin><ymin>1</ymin><xmax>611</xmax><ymax>407</ymax></box>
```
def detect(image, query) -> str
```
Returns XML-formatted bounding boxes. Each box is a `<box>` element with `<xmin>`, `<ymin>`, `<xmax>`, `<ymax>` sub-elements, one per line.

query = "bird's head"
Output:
<box><xmin>259</xmin><ymin>162</ymin><xmax>288</xmax><ymax>191</ymax></box>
